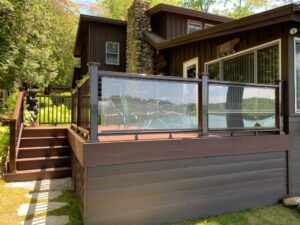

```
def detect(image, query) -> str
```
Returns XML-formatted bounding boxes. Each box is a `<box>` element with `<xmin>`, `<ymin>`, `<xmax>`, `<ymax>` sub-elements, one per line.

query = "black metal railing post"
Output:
<box><xmin>89</xmin><ymin>62</ymin><xmax>100</xmax><ymax>142</ymax></box>
<box><xmin>200</xmin><ymin>73</ymin><xmax>209</xmax><ymax>136</ymax></box>
<box><xmin>276</xmin><ymin>80</ymin><xmax>283</xmax><ymax>133</ymax></box>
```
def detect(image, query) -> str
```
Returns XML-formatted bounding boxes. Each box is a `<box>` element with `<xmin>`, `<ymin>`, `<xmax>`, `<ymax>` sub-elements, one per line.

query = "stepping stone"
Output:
<box><xmin>18</xmin><ymin>202</ymin><xmax>68</xmax><ymax>216</ymax></box>
<box><xmin>25</xmin><ymin>191</ymin><xmax>62</xmax><ymax>200</ymax></box>
<box><xmin>5</xmin><ymin>177</ymin><xmax>73</xmax><ymax>191</ymax></box>
<box><xmin>21</xmin><ymin>215</ymin><xmax>69</xmax><ymax>225</ymax></box>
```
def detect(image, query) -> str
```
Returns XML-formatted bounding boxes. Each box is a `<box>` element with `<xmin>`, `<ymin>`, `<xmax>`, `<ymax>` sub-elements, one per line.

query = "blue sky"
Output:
<box><xmin>72</xmin><ymin>0</ymin><xmax>100</xmax><ymax>15</ymax></box>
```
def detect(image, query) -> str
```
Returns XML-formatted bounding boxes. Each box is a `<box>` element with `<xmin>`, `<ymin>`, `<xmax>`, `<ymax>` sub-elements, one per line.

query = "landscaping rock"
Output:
<box><xmin>282</xmin><ymin>197</ymin><xmax>300</xmax><ymax>206</ymax></box>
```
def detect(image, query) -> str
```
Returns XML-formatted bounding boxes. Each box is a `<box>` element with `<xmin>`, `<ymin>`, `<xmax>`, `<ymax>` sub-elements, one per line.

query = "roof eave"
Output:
<box><xmin>153</xmin><ymin>4</ymin><xmax>297</xmax><ymax>51</ymax></box>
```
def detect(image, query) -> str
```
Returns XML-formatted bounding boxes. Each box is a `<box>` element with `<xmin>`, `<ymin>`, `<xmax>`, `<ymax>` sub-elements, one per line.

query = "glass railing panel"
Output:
<box><xmin>99</xmin><ymin>77</ymin><xmax>199</xmax><ymax>132</ymax></box>
<box><xmin>208</xmin><ymin>84</ymin><xmax>276</xmax><ymax>129</ymax></box>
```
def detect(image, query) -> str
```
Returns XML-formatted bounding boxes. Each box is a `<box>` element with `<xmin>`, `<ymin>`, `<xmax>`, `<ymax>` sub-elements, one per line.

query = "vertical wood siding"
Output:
<box><xmin>85</xmin><ymin>152</ymin><xmax>287</xmax><ymax>225</ymax></box>
<box><xmin>166</xmin><ymin>23</ymin><xmax>286</xmax><ymax>77</ymax></box>
<box><xmin>151</xmin><ymin>12</ymin><xmax>222</xmax><ymax>40</ymax></box>
<box><xmin>88</xmin><ymin>22</ymin><xmax>126</xmax><ymax>72</ymax></box>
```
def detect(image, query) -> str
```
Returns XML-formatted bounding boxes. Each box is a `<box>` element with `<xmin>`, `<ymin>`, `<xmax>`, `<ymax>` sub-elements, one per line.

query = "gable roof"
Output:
<box><xmin>146</xmin><ymin>3</ymin><xmax>233</xmax><ymax>23</ymax></box>
<box><xmin>74</xmin><ymin>15</ymin><xmax>126</xmax><ymax>57</ymax></box>
<box><xmin>146</xmin><ymin>4</ymin><xmax>300</xmax><ymax>51</ymax></box>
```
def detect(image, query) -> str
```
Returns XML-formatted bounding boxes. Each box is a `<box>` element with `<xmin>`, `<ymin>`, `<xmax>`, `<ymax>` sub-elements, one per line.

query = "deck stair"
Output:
<box><xmin>4</xmin><ymin>127</ymin><xmax>71</xmax><ymax>182</ymax></box>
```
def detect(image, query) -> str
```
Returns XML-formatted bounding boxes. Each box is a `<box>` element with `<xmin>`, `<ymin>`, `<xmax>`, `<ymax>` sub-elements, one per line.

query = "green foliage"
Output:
<box><xmin>100</xmin><ymin>0</ymin><xmax>181</xmax><ymax>20</ymax></box>
<box><xmin>0</xmin><ymin>89</ymin><xmax>18</xmax><ymax>116</ymax></box>
<box><xmin>182</xmin><ymin>0</ymin><xmax>216</xmax><ymax>12</ymax></box>
<box><xmin>0</xmin><ymin>0</ymin><xmax>79</xmax><ymax>89</ymax></box>
<box><xmin>213</xmin><ymin>0</ymin><xmax>268</xmax><ymax>18</ymax></box>
<box><xmin>0</xmin><ymin>123</ymin><xmax>9</xmax><ymax>167</ymax></box>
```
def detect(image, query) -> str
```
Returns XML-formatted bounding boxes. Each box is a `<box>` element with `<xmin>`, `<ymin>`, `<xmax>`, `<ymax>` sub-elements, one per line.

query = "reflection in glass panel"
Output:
<box><xmin>257</xmin><ymin>45</ymin><xmax>279</xmax><ymax>84</ymax></box>
<box><xmin>224</xmin><ymin>53</ymin><xmax>254</xmax><ymax>83</ymax></box>
<box><xmin>99</xmin><ymin>77</ymin><xmax>198</xmax><ymax>131</ymax></box>
<box><xmin>208</xmin><ymin>84</ymin><xmax>276</xmax><ymax>129</ymax></box>
<box><xmin>207</xmin><ymin>63</ymin><xmax>220</xmax><ymax>80</ymax></box>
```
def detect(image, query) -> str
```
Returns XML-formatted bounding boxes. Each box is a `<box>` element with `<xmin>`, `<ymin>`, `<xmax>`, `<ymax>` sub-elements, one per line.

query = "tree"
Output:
<box><xmin>182</xmin><ymin>0</ymin><xmax>216</xmax><ymax>12</ymax></box>
<box><xmin>0</xmin><ymin>0</ymin><xmax>79</xmax><ymax>89</ymax></box>
<box><xmin>99</xmin><ymin>0</ymin><xmax>181</xmax><ymax>20</ymax></box>
<box><xmin>214</xmin><ymin>0</ymin><xmax>268</xmax><ymax>18</ymax></box>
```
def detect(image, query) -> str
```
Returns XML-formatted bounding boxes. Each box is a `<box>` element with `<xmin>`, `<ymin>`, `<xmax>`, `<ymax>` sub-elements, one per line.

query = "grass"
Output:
<box><xmin>161</xmin><ymin>205</ymin><xmax>300</xmax><ymax>225</ymax></box>
<box><xmin>0</xmin><ymin>179</ymin><xmax>83</xmax><ymax>225</ymax></box>
<box><xmin>1</xmin><ymin>177</ymin><xmax>300</xmax><ymax>225</ymax></box>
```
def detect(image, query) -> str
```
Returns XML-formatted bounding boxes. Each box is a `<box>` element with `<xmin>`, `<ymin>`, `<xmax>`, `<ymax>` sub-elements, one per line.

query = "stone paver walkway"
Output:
<box><xmin>5</xmin><ymin>178</ymin><xmax>73</xmax><ymax>225</ymax></box>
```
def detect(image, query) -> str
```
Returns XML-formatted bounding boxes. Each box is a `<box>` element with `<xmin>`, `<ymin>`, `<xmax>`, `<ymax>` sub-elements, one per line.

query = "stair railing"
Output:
<box><xmin>8</xmin><ymin>91</ymin><xmax>25</xmax><ymax>172</ymax></box>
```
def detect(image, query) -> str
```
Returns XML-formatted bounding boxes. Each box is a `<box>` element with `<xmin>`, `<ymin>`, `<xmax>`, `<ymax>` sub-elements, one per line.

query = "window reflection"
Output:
<box><xmin>99</xmin><ymin>77</ymin><xmax>199</xmax><ymax>131</ymax></box>
<box><xmin>208</xmin><ymin>84</ymin><xmax>276</xmax><ymax>129</ymax></box>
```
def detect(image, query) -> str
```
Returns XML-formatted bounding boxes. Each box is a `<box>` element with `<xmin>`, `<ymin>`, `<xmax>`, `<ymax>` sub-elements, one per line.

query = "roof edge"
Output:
<box><xmin>152</xmin><ymin>4</ymin><xmax>298</xmax><ymax>51</ymax></box>
<box><xmin>146</xmin><ymin>3</ymin><xmax>233</xmax><ymax>23</ymax></box>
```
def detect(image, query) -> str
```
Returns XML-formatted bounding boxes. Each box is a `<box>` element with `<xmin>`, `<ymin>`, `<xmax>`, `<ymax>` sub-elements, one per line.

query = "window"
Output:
<box><xmin>106</xmin><ymin>41</ymin><xmax>120</xmax><ymax>65</ymax></box>
<box><xmin>205</xmin><ymin>40</ymin><xmax>281</xmax><ymax>85</ymax></box>
<box><xmin>187</xmin><ymin>21</ymin><xmax>202</xmax><ymax>33</ymax></box>
<box><xmin>183</xmin><ymin>58</ymin><xmax>198</xmax><ymax>78</ymax></box>
<box><xmin>295</xmin><ymin>38</ymin><xmax>300</xmax><ymax>112</ymax></box>
<box><xmin>204</xmin><ymin>23</ymin><xmax>215</xmax><ymax>29</ymax></box>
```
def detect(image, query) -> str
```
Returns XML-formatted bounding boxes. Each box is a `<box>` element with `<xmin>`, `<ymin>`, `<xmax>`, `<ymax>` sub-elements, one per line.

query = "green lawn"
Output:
<box><xmin>162</xmin><ymin>205</ymin><xmax>300</xmax><ymax>225</ymax></box>
<box><xmin>0</xmin><ymin>179</ymin><xmax>82</xmax><ymax>225</ymax></box>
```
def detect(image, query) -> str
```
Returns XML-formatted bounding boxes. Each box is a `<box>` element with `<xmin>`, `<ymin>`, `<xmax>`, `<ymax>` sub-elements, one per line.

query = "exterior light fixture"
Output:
<box><xmin>290</xmin><ymin>27</ymin><xmax>298</xmax><ymax>35</ymax></box>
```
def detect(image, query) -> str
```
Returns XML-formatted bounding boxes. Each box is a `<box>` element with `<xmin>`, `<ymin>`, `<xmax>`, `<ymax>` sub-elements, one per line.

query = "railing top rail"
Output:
<box><xmin>13</xmin><ymin>91</ymin><xmax>25</xmax><ymax>120</ymax></box>
<box><xmin>208</xmin><ymin>79</ymin><xmax>280</xmax><ymax>88</ymax></box>
<box><xmin>99</xmin><ymin>128</ymin><xmax>201</xmax><ymax>136</ymax></box>
<box><xmin>72</xmin><ymin>73</ymin><xmax>90</xmax><ymax>93</ymax></box>
<box><xmin>98</xmin><ymin>70</ymin><xmax>202</xmax><ymax>83</ymax></box>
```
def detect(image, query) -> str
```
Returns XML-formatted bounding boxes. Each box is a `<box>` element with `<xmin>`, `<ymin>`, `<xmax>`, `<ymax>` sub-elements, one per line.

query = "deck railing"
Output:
<box><xmin>71</xmin><ymin>63</ymin><xmax>283</xmax><ymax>142</ymax></box>
<box><xmin>8</xmin><ymin>91</ymin><xmax>24</xmax><ymax>172</ymax></box>
<box><xmin>37</xmin><ymin>94</ymin><xmax>72</xmax><ymax>125</ymax></box>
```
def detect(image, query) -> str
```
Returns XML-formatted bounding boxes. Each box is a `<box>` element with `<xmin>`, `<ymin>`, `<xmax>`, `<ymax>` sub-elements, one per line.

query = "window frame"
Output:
<box><xmin>204</xmin><ymin>39</ymin><xmax>281</xmax><ymax>82</ymax></box>
<box><xmin>183</xmin><ymin>57</ymin><xmax>199</xmax><ymax>78</ymax></box>
<box><xmin>187</xmin><ymin>20</ymin><xmax>203</xmax><ymax>34</ymax></box>
<box><xmin>105</xmin><ymin>41</ymin><xmax>120</xmax><ymax>66</ymax></box>
<box><xmin>294</xmin><ymin>37</ymin><xmax>300</xmax><ymax>113</ymax></box>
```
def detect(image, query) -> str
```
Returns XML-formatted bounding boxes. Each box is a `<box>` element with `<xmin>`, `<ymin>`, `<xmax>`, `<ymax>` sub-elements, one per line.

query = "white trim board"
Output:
<box><xmin>183</xmin><ymin>57</ymin><xmax>199</xmax><ymax>78</ymax></box>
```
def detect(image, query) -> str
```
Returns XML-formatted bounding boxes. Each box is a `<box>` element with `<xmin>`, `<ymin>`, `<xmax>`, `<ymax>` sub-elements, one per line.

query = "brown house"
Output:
<box><xmin>67</xmin><ymin>2</ymin><xmax>300</xmax><ymax>225</ymax></box>
<box><xmin>7</xmin><ymin>2</ymin><xmax>300</xmax><ymax>225</ymax></box>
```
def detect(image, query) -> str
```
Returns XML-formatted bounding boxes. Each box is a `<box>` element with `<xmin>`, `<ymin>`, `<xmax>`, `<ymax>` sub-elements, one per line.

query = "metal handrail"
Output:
<box><xmin>208</xmin><ymin>79</ymin><xmax>279</xmax><ymax>88</ymax></box>
<box><xmin>99</xmin><ymin>70</ymin><xmax>202</xmax><ymax>83</ymax></box>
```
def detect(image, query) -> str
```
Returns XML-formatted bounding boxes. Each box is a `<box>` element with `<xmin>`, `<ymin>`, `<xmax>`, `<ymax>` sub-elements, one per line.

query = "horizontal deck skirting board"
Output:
<box><xmin>82</xmin><ymin>134</ymin><xmax>291</xmax><ymax>167</ymax></box>
<box><xmin>85</xmin><ymin>152</ymin><xmax>287</xmax><ymax>225</ymax></box>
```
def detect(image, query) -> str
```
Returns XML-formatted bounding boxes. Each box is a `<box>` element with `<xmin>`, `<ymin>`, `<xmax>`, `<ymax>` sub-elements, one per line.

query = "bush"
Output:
<box><xmin>0</xmin><ymin>89</ymin><xmax>18</xmax><ymax>116</ymax></box>
<box><xmin>0</xmin><ymin>123</ymin><xmax>9</xmax><ymax>169</ymax></box>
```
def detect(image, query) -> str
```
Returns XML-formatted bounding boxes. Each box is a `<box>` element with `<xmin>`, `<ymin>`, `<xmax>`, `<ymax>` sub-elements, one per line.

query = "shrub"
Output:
<box><xmin>0</xmin><ymin>123</ymin><xmax>9</xmax><ymax>169</ymax></box>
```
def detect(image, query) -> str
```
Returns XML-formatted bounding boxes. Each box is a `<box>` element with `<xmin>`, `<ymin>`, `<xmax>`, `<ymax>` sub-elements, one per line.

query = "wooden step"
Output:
<box><xmin>18</xmin><ymin>146</ymin><xmax>70</xmax><ymax>158</ymax></box>
<box><xmin>20</xmin><ymin>136</ymin><xmax>68</xmax><ymax>148</ymax></box>
<box><xmin>16</xmin><ymin>156</ymin><xmax>71</xmax><ymax>171</ymax></box>
<box><xmin>3</xmin><ymin>167</ymin><xmax>71</xmax><ymax>182</ymax></box>
<box><xmin>22</xmin><ymin>127</ymin><xmax>68</xmax><ymax>138</ymax></box>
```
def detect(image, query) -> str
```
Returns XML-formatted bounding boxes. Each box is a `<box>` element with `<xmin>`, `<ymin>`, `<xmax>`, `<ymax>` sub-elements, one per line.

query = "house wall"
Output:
<box><xmin>88</xmin><ymin>22</ymin><xmax>126</xmax><ymax>72</ymax></box>
<box><xmin>166</xmin><ymin>22</ymin><xmax>289</xmax><ymax>76</ymax></box>
<box><xmin>151</xmin><ymin>12</ymin><xmax>222</xmax><ymax>40</ymax></box>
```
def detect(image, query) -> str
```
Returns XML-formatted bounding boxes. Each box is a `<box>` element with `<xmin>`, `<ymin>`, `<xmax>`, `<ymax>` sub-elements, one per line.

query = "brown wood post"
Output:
<box><xmin>9</xmin><ymin>119</ymin><xmax>16</xmax><ymax>172</ymax></box>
